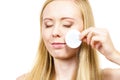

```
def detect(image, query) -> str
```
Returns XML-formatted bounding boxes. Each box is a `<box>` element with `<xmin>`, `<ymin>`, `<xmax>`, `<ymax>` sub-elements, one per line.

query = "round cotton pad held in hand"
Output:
<box><xmin>65</xmin><ymin>29</ymin><xmax>82</xmax><ymax>48</ymax></box>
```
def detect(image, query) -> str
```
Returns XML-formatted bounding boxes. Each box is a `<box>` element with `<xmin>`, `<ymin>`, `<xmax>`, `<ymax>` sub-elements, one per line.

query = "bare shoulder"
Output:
<box><xmin>16</xmin><ymin>74</ymin><xmax>26</xmax><ymax>80</ymax></box>
<box><xmin>102</xmin><ymin>68</ymin><xmax>120</xmax><ymax>80</ymax></box>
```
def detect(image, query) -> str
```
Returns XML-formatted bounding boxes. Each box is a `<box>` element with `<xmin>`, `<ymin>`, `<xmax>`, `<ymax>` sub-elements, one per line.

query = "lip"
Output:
<box><xmin>51</xmin><ymin>42</ymin><xmax>66</xmax><ymax>49</ymax></box>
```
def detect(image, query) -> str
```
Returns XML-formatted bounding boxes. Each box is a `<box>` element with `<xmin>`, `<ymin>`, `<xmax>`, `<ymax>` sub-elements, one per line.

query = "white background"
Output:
<box><xmin>0</xmin><ymin>0</ymin><xmax>120</xmax><ymax>80</ymax></box>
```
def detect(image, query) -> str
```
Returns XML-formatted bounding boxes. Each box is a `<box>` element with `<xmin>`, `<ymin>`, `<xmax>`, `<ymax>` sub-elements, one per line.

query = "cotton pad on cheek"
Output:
<box><xmin>65</xmin><ymin>29</ymin><xmax>82</xmax><ymax>48</ymax></box>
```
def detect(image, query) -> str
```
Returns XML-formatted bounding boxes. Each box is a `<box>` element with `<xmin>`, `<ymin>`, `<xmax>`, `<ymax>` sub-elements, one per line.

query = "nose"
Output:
<box><xmin>52</xmin><ymin>27</ymin><xmax>61</xmax><ymax>38</ymax></box>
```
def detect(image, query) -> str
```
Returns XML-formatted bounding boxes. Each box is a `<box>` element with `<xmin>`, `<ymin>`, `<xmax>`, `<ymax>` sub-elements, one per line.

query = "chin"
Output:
<box><xmin>52</xmin><ymin>53</ymin><xmax>77</xmax><ymax>60</ymax></box>
<box><xmin>48</xmin><ymin>49</ymin><xmax>79</xmax><ymax>60</ymax></box>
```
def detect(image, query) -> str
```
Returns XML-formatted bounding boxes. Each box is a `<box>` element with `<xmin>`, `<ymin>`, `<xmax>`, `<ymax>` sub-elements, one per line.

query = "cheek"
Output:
<box><xmin>42</xmin><ymin>26</ymin><xmax>52</xmax><ymax>36</ymax></box>
<box><xmin>76</xmin><ymin>20</ymin><xmax>84</xmax><ymax>32</ymax></box>
<box><xmin>75</xmin><ymin>25</ymin><xmax>83</xmax><ymax>32</ymax></box>
<box><xmin>71</xmin><ymin>25</ymin><xmax>83</xmax><ymax>33</ymax></box>
<box><xmin>42</xmin><ymin>29</ymin><xmax>50</xmax><ymax>42</ymax></box>
<box><xmin>79</xmin><ymin>25</ymin><xmax>83</xmax><ymax>32</ymax></box>
<box><xmin>42</xmin><ymin>32</ymin><xmax>50</xmax><ymax>50</ymax></box>
<box><xmin>41</xmin><ymin>29</ymin><xmax>47</xmax><ymax>42</ymax></box>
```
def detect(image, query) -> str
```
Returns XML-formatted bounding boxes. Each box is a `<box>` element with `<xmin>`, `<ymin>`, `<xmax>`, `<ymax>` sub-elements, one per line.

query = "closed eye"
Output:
<box><xmin>63</xmin><ymin>24</ymin><xmax>72</xmax><ymax>28</ymax></box>
<box><xmin>44</xmin><ymin>21</ymin><xmax>54</xmax><ymax>28</ymax></box>
<box><xmin>62</xmin><ymin>20</ymin><xmax>73</xmax><ymax>28</ymax></box>
<box><xmin>45</xmin><ymin>24</ymin><xmax>53</xmax><ymax>28</ymax></box>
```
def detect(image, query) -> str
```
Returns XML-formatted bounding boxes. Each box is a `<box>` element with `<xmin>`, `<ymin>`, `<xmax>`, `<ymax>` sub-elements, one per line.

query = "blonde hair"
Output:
<box><xmin>26</xmin><ymin>0</ymin><xmax>102</xmax><ymax>80</ymax></box>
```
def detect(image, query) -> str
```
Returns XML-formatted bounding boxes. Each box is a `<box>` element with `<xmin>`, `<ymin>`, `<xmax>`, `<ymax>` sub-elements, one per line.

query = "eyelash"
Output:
<box><xmin>45</xmin><ymin>25</ymin><xmax>53</xmax><ymax>28</ymax></box>
<box><xmin>45</xmin><ymin>24</ymin><xmax>72</xmax><ymax>28</ymax></box>
<box><xmin>63</xmin><ymin>25</ymin><xmax>72</xmax><ymax>28</ymax></box>
<box><xmin>45</xmin><ymin>25</ymin><xmax>72</xmax><ymax>28</ymax></box>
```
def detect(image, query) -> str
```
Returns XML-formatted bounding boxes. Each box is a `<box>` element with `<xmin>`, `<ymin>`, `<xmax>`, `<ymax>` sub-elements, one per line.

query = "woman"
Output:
<box><xmin>17</xmin><ymin>0</ymin><xmax>120</xmax><ymax>80</ymax></box>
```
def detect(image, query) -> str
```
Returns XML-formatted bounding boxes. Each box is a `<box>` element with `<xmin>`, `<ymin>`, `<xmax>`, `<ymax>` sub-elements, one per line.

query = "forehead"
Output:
<box><xmin>42</xmin><ymin>0</ymin><xmax>82</xmax><ymax>19</ymax></box>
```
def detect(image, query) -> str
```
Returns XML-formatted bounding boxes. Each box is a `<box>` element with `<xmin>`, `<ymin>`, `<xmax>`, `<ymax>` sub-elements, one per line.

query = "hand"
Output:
<box><xmin>80</xmin><ymin>27</ymin><xmax>118</xmax><ymax>61</ymax></box>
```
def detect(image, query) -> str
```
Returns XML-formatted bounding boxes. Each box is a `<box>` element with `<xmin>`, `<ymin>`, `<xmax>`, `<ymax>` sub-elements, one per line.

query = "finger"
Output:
<box><xmin>80</xmin><ymin>27</ymin><xmax>94</xmax><ymax>40</ymax></box>
<box><xmin>82</xmin><ymin>37</ymin><xmax>87</xmax><ymax>43</ymax></box>
<box><xmin>87</xmin><ymin>31</ymin><xmax>95</xmax><ymax>45</ymax></box>
<box><xmin>90</xmin><ymin>36</ymin><xmax>102</xmax><ymax>49</ymax></box>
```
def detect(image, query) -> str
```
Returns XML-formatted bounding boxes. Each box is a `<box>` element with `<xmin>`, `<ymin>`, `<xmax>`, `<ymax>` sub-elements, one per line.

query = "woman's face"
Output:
<box><xmin>42</xmin><ymin>0</ymin><xmax>83</xmax><ymax>59</ymax></box>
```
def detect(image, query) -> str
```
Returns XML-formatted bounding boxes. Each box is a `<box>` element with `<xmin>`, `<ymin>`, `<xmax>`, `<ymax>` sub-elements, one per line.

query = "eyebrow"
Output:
<box><xmin>43</xmin><ymin>17</ymin><xmax>75</xmax><ymax>21</ymax></box>
<box><xmin>61</xmin><ymin>17</ymin><xmax>75</xmax><ymax>21</ymax></box>
<box><xmin>43</xmin><ymin>18</ymin><xmax>53</xmax><ymax>21</ymax></box>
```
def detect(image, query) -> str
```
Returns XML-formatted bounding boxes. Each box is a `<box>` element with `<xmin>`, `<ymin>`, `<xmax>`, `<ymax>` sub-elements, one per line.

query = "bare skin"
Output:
<box><xmin>42</xmin><ymin>1</ymin><xmax>82</xmax><ymax>79</ymax></box>
<box><xmin>80</xmin><ymin>27</ymin><xmax>120</xmax><ymax>65</ymax></box>
<box><xmin>16</xmin><ymin>74</ymin><xmax>25</xmax><ymax>80</ymax></box>
<box><xmin>80</xmin><ymin>27</ymin><xmax>120</xmax><ymax>80</ymax></box>
<box><xmin>102</xmin><ymin>68</ymin><xmax>120</xmax><ymax>80</ymax></box>
<box><xmin>16</xmin><ymin>28</ymin><xmax>120</xmax><ymax>80</ymax></box>
<box><xmin>17</xmin><ymin>1</ymin><xmax>120</xmax><ymax>80</ymax></box>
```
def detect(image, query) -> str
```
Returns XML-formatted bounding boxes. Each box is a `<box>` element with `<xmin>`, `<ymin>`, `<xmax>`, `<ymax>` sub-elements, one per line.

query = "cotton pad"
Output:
<box><xmin>65</xmin><ymin>29</ymin><xmax>82</xmax><ymax>48</ymax></box>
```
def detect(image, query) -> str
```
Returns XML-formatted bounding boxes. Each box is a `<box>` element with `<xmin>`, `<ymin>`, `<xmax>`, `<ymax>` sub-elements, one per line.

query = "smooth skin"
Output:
<box><xmin>17</xmin><ymin>0</ymin><xmax>120</xmax><ymax>80</ymax></box>
<box><xmin>80</xmin><ymin>27</ymin><xmax>120</xmax><ymax>65</ymax></box>
<box><xmin>42</xmin><ymin>1</ymin><xmax>83</xmax><ymax>80</ymax></box>
<box><xmin>80</xmin><ymin>27</ymin><xmax>120</xmax><ymax>80</ymax></box>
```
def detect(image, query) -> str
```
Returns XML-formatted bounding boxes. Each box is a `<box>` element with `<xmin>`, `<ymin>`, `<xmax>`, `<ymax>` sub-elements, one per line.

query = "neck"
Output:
<box><xmin>54</xmin><ymin>56</ymin><xmax>78</xmax><ymax>80</ymax></box>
